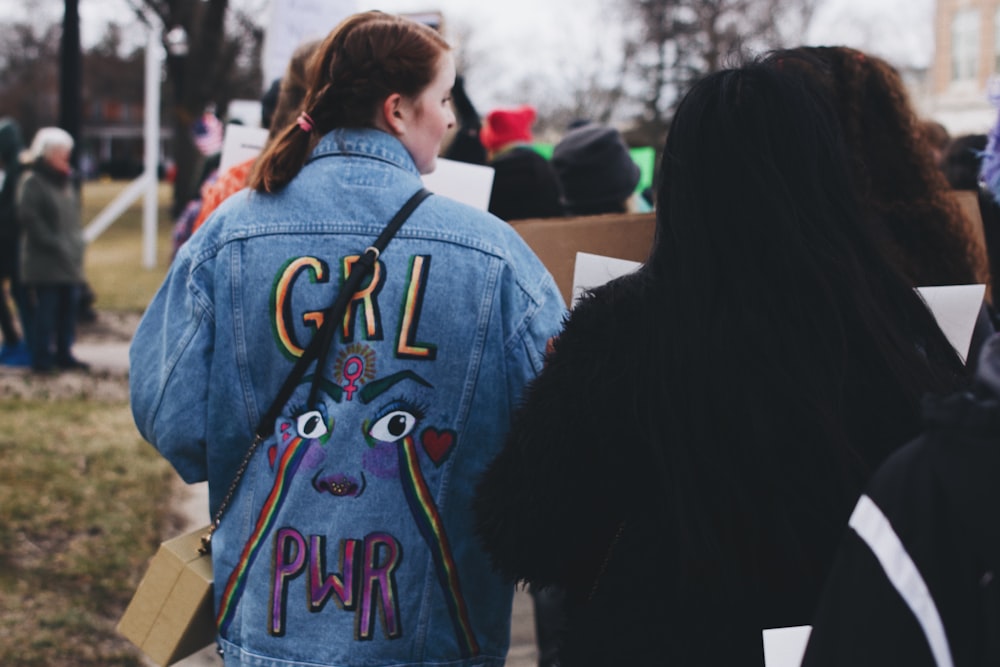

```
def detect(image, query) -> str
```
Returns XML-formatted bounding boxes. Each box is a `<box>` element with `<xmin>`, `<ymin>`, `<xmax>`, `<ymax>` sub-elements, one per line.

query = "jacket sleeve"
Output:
<box><xmin>475</xmin><ymin>282</ymin><xmax>629</xmax><ymax>595</ymax></box>
<box><xmin>17</xmin><ymin>174</ymin><xmax>62</xmax><ymax>254</ymax></box>
<box><xmin>129</xmin><ymin>246</ymin><xmax>215</xmax><ymax>484</ymax></box>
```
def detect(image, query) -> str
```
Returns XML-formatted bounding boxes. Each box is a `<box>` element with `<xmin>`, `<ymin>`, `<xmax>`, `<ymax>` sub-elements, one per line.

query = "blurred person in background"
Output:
<box><xmin>921</xmin><ymin>119</ymin><xmax>951</xmax><ymax>167</ymax></box>
<box><xmin>943</xmin><ymin>133</ymin><xmax>1000</xmax><ymax>318</ymax></box>
<box><xmin>0</xmin><ymin>117</ymin><xmax>29</xmax><ymax>366</ymax></box>
<box><xmin>767</xmin><ymin>47</ymin><xmax>987</xmax><ymax>291</ymax></box>
<box><xmin>443</xmin><ymin>75</ymin><xmax>487</xmax><ymax>165</ymax></box>
<box><xmin>551</xmin><ymin>122</ymin><xmax>647</xmax><ymax>216</ymax></box>
<box><xmin>481</xmin><ymin>105</ymin><xmax>564</xmax><ymax>221</ymax></box>
<box><xmin>185</xmin><ymin>39</ymin><xmax>321</xmax><ymax>242</ymax></box>
<box><xmin>17</xmin><ymin>127</ymin><xmax>88</xmax><ymax>373</ymax></box>
<box><xmin>801</xmin><ymin>331</ymin><xmax>1000</xmax><ymax>666</ymax></box>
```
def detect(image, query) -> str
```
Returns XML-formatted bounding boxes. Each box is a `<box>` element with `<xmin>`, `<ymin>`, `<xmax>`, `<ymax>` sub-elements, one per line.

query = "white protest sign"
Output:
<box><xmin>571</xmin><ymin>252</ymin><xmax>641</xmax><ymax>306</ymax></box>
<box><xmin>262</xmin><ymin>0</ymin><xmax>357</xmax><ymax>90</ymax></box>
<box><xmin>763</xmin><ymin>625</ymin><xmax>812</xmax><ymax>667</ymax></box>
<box><xmin>915</xmin><ymin>284</ymin><xmax>986</xmax><ymax>363</ymax></box>
<box><xmin>219</xmin><ymin>124</ymin><xmax>269</xmax><ymax>173</ymax></box>
<box><xmin>421</xmin><ymin>158</ymin><xmax>495</xmax><ymax>211</ymax></box>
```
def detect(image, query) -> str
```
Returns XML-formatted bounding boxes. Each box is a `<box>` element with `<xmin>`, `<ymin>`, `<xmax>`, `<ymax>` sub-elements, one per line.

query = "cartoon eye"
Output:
<box><xmin>368</xmin><ymin>410</ymin><xmax>418</xmax><ymax>442</ymax></box>
<box><xmin>296</xmin><ymin>410</ymin><xmax>328</xmax><ymax>439</ymax></box>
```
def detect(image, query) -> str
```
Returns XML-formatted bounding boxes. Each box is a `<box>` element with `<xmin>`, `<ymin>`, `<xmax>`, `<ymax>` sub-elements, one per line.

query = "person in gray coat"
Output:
<box><xmin>17</xmin><ymin>127</ymin><xmax>87</xmax><ymax>373</ymax></box>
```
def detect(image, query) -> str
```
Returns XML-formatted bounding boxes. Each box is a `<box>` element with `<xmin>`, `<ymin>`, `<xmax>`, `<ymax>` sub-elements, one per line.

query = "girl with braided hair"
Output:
<box><xmin>131</xmin><ymin>11</ymin><xmax>565</xmax><ymax>666</ymax></box>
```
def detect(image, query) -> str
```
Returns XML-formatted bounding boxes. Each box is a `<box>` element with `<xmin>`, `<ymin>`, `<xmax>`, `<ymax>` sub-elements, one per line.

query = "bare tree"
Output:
<box><xmin>0</xmin><ymin>18</ymin><xmax>62</xmax><ymax>141</ymax></box>
<box><xmin>126</xmin><ymin>0</ymin><xmax>263</xmax><ymax>214</ymax></box>
<box><xmin>619</xmin><ymin>0</ymin><xmax>819</xmax><ymax>148</ymax></box>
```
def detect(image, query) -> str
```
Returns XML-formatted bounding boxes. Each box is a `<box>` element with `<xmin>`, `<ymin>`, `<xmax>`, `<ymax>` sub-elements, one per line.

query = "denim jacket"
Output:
<box><xmin>130</xmin><ymin>128</ymin><xmax>567</xmax><ymax>666</ymax></box>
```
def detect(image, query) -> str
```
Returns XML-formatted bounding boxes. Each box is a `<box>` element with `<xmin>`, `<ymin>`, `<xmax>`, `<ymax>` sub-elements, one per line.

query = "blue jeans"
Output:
<box><xmin>24</xmin><ymin>283</ymin><xmax>78</xmax><ymax>370</ymax></box>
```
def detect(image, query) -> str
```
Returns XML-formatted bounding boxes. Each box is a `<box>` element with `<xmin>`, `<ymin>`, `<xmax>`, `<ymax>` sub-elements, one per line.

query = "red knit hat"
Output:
<box><xmin>480</xmin><ymin>105</ymin><xmax>536</xmax><ymax>152</ymax></box>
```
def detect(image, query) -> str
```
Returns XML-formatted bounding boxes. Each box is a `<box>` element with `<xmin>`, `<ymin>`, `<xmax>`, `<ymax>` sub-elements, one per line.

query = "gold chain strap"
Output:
<box><xmin>198</xmin><ymin>433</ymin><xmax>266</xmax><ymax>555</ymax></box>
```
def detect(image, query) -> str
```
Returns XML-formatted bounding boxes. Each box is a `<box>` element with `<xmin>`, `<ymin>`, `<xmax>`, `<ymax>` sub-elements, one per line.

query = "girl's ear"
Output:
<box><xmin>380</xmin><ymin>93</ymin><xmax>406</xmax><ymax>135</ymax></box>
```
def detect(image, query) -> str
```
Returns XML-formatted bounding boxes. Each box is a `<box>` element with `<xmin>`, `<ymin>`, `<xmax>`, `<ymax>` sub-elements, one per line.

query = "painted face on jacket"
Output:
<box><xmin>265</xmin><ymin>343</ymin><xmax>454</xmax><ymax>501</ymax></box>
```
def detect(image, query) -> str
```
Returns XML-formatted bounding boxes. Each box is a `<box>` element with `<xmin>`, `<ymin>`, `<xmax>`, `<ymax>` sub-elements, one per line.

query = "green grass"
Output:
<box><xmin>82</xmin><ymin>180</ymin><xmax>174</xmax><ymax>312</ymax></box>
<box><xmin>0</xmin><ymin>181</ymin><xmax>179</xmax><ymax>665</ymax></box>
<box><xmin>0</xmin><ymin>398</ymin><xmax>176</xmax><ymax>666</ymax></box>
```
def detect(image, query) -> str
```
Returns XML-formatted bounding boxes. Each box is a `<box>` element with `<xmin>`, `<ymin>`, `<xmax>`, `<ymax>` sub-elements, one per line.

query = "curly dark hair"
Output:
<box><xmin>765</xmin><ymin>46</ymin><xmax>987</xmax><ymax>288</ymax></box>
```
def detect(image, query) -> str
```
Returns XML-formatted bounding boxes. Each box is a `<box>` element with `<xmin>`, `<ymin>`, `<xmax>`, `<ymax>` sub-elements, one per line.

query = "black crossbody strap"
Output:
<box><xmin>307</xmin><ymin>187</ymin><xmax>432</xmax><ymax>408</ymax></box>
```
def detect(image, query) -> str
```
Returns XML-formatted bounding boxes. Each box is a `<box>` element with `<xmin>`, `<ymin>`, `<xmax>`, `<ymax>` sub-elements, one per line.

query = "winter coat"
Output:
<box><xmin>474</xmin><ymin>268</ymin><xmax>963</xmax><ymax>666</ymax></box>
<box><xmin>801</xmin><ymin>333</ymin><xmax>1000</xmax><ymax>667</ymax></box>
<box><xmin>130</xmin><ymin>128</ymin><xmax>567</xmax><ymax>667</ymax></box>
<box><xmin>16</xmin><ymin>161</ymin><xmax>84</xmax><ymax>285</ymax></box>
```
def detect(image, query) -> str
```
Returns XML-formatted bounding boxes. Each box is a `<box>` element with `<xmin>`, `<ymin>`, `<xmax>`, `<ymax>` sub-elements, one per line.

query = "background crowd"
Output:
<box><xmin>2</xmin><ymin>9</ymin><xmax>998</xmax><ymax>666</ymax></box>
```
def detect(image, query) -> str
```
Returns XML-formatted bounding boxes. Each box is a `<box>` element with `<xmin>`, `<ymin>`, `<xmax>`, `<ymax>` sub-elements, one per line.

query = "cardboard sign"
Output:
<box><xmin>510</xmin><ymin>212</ymin><xmax>655</xmax><ymax>305</ymax></box>
<box><xmin>118</xmin><ymin>526</ymin><xmax>215</xmax><ymax>666</ymax></box>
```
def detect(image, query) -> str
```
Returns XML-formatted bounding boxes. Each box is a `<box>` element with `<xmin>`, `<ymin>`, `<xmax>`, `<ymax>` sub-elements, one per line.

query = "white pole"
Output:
<box><xmin>142</xmin><ymin>24</ymin><xmax>162</xmax><ymax>268</ymax></box>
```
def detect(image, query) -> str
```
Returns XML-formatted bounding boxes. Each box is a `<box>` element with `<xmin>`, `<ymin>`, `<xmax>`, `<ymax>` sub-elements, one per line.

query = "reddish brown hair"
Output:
<box><xmin>250</xmin><ymin>11</ymin><xmax>450</xmax><ymax>193</ymax></box>
<box><xmin>767</xmin><ymin>46</ymin><xmax>986</xmax><ymax>288</ymax></box>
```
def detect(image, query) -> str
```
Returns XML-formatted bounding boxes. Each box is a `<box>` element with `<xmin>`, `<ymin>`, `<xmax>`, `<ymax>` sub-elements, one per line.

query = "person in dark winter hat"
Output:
<box><xmin>480</xmin><ymin>105</ymin><xmax>563</xmax><ymax>221</ymax></box>
<box><xmin>17</xmin><ymin>127</ymin><xmax>88</xmax><ymax>373</ymax></box>
<box><xmin>552</xmin><ymin>122</ymin><xmax>642</xmax><ymax>216</ymax></box>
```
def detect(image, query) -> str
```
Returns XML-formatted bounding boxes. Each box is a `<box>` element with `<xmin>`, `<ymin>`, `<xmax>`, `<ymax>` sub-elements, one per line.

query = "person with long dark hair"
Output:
<box><xmin>130</xmin><ymin>12</ymin><xmax>565</xmax><ymax>666</ymax></box>
<box><xmin>473</xmin><ymin>61</ymin><xmax>968</xmax><ymax>665</ymax></box>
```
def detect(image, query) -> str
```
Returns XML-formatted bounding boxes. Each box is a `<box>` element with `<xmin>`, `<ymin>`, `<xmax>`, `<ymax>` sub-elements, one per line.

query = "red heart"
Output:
<box><xmin>421</xmin><ymin>428</ymin><xmax>456</xmax><ymax>466</ymax></box>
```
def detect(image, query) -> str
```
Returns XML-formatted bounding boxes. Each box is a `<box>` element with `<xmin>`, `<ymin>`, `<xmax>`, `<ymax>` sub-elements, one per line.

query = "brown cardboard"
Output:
<box><xmin>511</xmin><ymin>193</ymin><xmax>989</xmax><ymax>307</ymax></box>
<box><xmin>510</xmin><ymin>212</ymin><xmax>655</xmax><ymax>304</ymax></box>
<box><xmin>118</xmin><ymin>525</ymin><xmax>216</xmax><ymax>666</ymax></box>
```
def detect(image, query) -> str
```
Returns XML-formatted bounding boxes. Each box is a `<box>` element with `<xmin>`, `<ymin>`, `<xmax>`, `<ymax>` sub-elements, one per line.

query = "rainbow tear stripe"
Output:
<box><xmin>398</xmin><ymin>435</ymin><xmax>480</xmax><ymax>657</ymax></box>
<box><xmin>217</xmin><ymin>431</ymin><xmax>308</xmax><ymax>636</ymax></box>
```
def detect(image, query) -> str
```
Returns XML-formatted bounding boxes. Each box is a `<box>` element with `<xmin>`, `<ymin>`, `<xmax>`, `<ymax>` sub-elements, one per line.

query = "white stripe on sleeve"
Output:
<box><xmin>848</xmin><ymin>494</ymin><xmax>954</xmax><ymax>667</ymax></box>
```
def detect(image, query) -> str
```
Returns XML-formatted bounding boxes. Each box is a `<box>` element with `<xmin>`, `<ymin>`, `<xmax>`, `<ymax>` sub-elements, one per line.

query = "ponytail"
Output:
<box><xmin>249</xmin><ymin>11</ymin><xmax>449</xmax><ymax>193</ymax></box>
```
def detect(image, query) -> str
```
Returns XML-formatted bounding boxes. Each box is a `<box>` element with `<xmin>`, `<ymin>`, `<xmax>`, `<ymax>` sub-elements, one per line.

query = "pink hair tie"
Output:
<box><xmin>296</xmin><ymin>112</ymin><xmax>314</xmax><ymax>132</ymax></box>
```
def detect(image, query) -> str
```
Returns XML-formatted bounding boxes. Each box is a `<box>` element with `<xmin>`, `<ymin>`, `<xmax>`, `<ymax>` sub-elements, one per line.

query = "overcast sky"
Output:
<box><xmin>0</xmin><ymin>0</ymin><xmax>931</xmax><ymax>65</ymax></box>
<box><xmin>5</xmin><ymin>0</ymin><xmax>935</xmax><ymax>110</ymax></box>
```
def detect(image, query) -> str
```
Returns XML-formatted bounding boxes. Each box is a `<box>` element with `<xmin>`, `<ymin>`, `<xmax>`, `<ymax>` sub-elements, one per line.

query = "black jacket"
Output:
<box><xmin>474</xmin><ymin>270</ymin><xmax>963</xmax><ymax>665</ymax></box>
<box><xmin>802</xmin><ymin>333</ymin><xmax>1000</xmax><ymax>666</ymax></box>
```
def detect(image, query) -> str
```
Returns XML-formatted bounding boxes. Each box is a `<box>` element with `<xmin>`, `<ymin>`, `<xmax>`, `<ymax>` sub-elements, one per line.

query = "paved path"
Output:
<box><xmin>71</xmin><ymin>331</ymin><xmax>540</xmax><ymax>666</ymax></box>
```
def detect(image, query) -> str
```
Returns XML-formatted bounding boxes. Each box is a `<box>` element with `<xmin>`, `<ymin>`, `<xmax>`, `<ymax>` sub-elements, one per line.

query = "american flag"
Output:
<box><xmin>193</xmin><ymin>112</ymin><xmax>224</xmax><ymax>156</ymax></box>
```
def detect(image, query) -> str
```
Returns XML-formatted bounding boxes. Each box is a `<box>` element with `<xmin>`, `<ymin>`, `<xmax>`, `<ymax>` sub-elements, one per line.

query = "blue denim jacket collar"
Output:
<box><xmin>308</xmin><ymin>128</ymin><xmax>421</xmax><ymax>177</ymax></box>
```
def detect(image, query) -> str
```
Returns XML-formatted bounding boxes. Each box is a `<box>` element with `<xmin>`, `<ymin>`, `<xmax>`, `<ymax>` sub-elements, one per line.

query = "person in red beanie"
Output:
<box><xmin>480</xmin><ymin>105</ymin><xmax>563</xmax><ymax>221</ymax></box>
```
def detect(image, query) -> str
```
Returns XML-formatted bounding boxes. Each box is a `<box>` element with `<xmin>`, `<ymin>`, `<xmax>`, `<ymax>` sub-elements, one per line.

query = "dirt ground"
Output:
<box><xmin>0</xmin><ymin>310</ymin><xmax>140</xmax><ymax>401</ymax></box>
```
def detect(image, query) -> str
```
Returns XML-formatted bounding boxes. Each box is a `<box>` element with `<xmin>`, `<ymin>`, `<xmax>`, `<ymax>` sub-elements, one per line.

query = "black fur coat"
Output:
<box><xmin>474</xmin><ymin>269</ymin><xmax>955</xmax><ymax>666</ymax></box>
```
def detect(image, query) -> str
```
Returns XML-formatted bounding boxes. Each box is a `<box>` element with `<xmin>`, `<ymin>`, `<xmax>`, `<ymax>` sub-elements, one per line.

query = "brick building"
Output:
<box><xmin>927</xmin><ymin>0</ymin><xmax>1000</xmax><ymax>133</ymax></box>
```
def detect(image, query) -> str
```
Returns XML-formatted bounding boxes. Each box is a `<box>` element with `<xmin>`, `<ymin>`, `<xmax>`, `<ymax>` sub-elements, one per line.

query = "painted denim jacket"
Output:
<box><xmin>130</xmin><ymin>129</ymin><xmax>567</xmax><ymax>667</ymax></box>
